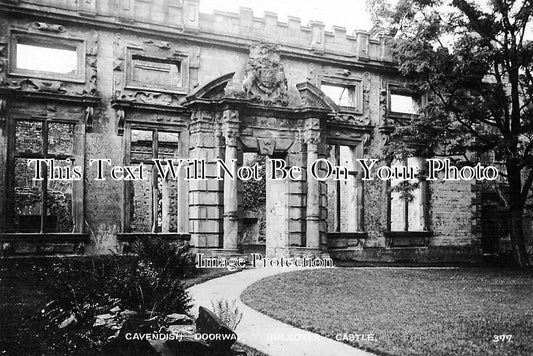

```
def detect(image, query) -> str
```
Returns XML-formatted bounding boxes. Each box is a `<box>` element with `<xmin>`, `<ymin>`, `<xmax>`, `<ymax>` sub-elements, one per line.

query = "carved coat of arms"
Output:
<box><xmin>242</xmin><ymin>43</ymin><xmax>288</xmax><ymax>104</ymax></box>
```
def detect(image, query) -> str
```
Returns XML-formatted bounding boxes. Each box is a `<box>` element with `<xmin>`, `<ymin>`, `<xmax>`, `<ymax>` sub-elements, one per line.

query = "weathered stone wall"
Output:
<box><xmin>430</xmin><ymin>180</ymin><xmax>479</xmax><ymax>246</ymax></box>
<box><xmin>0</xmin><ymin>0</ymin><xmax>485</xmax><ymax>262</ymax></box>
<box><xmin>83</xmin><ymin>28</ymin><xmax>123</xmax><ymax>254</ymax></box>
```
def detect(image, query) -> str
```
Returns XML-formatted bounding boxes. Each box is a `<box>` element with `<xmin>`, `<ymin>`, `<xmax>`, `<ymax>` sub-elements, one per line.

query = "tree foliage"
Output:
<box><xmin>370</xmin><ymin>0</ymin><xmax>533</xmax><ymax>267</ymax></box>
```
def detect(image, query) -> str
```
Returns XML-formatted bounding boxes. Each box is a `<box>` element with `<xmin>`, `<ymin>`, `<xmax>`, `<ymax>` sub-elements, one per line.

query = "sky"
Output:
<box><xmin>199</xmin><ymin>0</ymin><xmax>374</xmax><ymax>33</ymax></box>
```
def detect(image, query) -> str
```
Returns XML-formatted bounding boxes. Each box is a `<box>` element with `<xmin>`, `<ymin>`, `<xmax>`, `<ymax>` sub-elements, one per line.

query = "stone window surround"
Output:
<box><xmin>120</xmin><ymin>121</ymin><xmax>189</xmax><ymax>236</ymax></box>
<box><xmin>387</xmin><ymin>83</ymin><xmax>424</xmax><ymax>120</ymax></box>
<box><xmin>320</xmin><ymin>76</ymin><xmax>363</xmax><ymax>114</ymax></box>
<box><xmin>327</xmin><ymin>142</ymin><xmax>365</xmax><ymax>233</ymax></box>
<box><xmin>124</xmin><ymin>45</ymin><xmax>190</xmax><ymax>95</ymax></box>
<box><xmin>4</xmin><ymin>112</ymin><xmax>86</xmax><ymax>236</ymax></box>
<box><xmin>8</xmin><ymin>29</ymin><xmax>86</xmax><ymax>83</ymax></box>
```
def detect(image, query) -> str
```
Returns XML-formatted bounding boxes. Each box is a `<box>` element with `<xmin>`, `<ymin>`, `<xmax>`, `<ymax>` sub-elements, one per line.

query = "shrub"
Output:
<box><xmin>132</xmin><ymin>237</ymin><xmax>196</xmax><ymax>279</ymax></box>
<box><xmin>41</xmin><ymin>238</ymin><xmax>194</xmax><ymax>353</ymax></box>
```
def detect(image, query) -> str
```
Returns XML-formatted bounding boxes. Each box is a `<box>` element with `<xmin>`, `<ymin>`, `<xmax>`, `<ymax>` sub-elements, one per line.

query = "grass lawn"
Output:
<box><xmin>0</xmin><ymin>258</ymin><xmax>264</xmax><ymax>356</ymax></box>
<box><xmin>241</xmin><ymin>267</ymin><xmax>533</xmax><ymax>356</ymax></box>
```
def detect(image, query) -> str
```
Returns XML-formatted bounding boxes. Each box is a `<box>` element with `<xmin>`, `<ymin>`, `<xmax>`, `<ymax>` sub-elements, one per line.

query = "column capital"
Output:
<box><xmin>222</xmin><ymin>109</ymin><xmax>240</xmax><ymax>147</ymax></box>
<box><xmin>304</xmin><ymin>135</ymin><xmax>321</xmax><ymax>146</ymax></box>
<box><xmin>222</xmin><ymin>108</ymin><xmax>240</xmax><ymax>123</ymax></box>
<box><xmin>224</xmin><ymin>129</ymin><xmax>239</xmax><ymax>147</ymax></box>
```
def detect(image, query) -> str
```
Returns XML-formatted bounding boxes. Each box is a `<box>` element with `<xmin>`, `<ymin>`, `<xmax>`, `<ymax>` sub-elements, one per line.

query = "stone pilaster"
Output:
<box><xmin>222</xmin><ymin>109</ymin><xmax>240</xmax><ymax>251</ymax></box>
<box><xmin>188</xmin><ymin>109</ymin><xmax>221</xmax><ymax>248</ymax></box>
<box><xmin>304</xmin><ymin>119</ymin><xmax>321</xmax><ymax>249</ymax></box>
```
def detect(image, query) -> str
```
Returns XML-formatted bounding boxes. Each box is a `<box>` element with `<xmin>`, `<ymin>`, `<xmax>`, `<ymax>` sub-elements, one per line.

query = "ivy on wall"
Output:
<box><xmin>243</xmin><ymin>155</ymin><xmax>266</xmax><ymax>210</ymax></box>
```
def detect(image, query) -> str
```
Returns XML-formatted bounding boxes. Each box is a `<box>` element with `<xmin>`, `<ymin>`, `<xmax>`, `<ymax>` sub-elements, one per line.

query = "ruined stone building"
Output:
<box><xmin>0</xmin><ymin>0</ymin><xmax>493</xmax><ymax>262</ymax></box>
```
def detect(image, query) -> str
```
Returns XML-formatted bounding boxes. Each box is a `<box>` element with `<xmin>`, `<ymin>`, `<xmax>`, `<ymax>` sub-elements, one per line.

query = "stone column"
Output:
<box><xmin>177</xmin><ymin>130</ymin><xmax>189</xmax><ymax>234</ymax></box>
<box><xmin>222</xmin><ymin>109</ymin><xmax>240</xmax><ymax>251</ymax></box>
<box><xmin>306</xmin><ymin>137</ymin><xmax>320</xmax><ymax>249</ymax></box>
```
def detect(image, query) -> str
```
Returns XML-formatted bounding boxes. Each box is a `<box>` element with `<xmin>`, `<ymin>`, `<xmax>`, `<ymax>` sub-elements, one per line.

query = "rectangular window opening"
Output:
<box><xmin>390</xmin><ymin>157</ymin><xmax>423</xmax><ymax>231</ymax></box>
<box><xmin>129</xmin><ymin>129</ymin><xmax>180</xmax><ymax>233</ymax></box>
<box><xmin>327</xmin><ymin>145</ymin><xmax>359</xmax><ymax>233</ymax></box>
<box><xmin>321</xmin><ymin>84</ymin><xmax>356</xmax><ymax>108</ymax></box>
<box><xmin>11</xmin><ymin>119</ymin><xmax>77</xmax><ymax>233</ymax></box>
<box><xmin>390</xmin><ymin>94</ymin><xmax>418</xmax><ymax>114</ymax></box>
<box><xmin>16</xmin><ymin>43</ymin><xmax>78</xmax><ymax>75</ymax></box>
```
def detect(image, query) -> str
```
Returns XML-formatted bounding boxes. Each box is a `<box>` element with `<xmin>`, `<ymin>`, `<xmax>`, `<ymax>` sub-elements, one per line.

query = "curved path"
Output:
<box><xmin>187</xmin><ymin>267</ymin><xmax>375</xmax><ymax>356</ymax></box>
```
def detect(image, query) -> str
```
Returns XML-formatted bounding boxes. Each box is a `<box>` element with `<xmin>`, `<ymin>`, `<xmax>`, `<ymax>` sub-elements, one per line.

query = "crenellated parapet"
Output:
<box><xmin>0</xmin><ymin>0</ymin><xmax>394</xmax><ymax>64</ymax></box>
<box><xmin>198</xmin><ymin>8</ymin><xmax>389</xmax><ymax>61</ymax></box>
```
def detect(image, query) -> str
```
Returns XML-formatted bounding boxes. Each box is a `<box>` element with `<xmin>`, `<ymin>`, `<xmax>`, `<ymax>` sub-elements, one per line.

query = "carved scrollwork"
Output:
<box><xmin>4</xmin><ymin>78</ymin><xmax>67</xmax><ymax>93</ymax></box>
<box><xmin>362</xmin><ymin>72</ymin><xmax>372</xmax><ymax>123</ymax></box>
<box><xmin>0</xmin><ymin>99</ymin><xmax>7</xmax><ymax>131</ymax></box>
<box><xmin>85</xmin><ymin>106</ymin><xmax>94</xmax><ymax>132</ymax></box>
<box><xmin>0</xmin><ymin>37</ymin><xmax>6</xmax><ymax>87</ymax></box>
<box><xmin>362</xmin><ymin>134</ymin><xmax>371</xmax><ymax>154</ymax></box>
<box><xmin>0</xmin><ymin>38</ymin><xmax>6</xmax><ymax>58</ymax></box>
<box><xmin>116</xmin><ymin>109</ymin><xmax>125</xmax><ymax>136</ymax></box>
<box><xmin>156</xmin><ymin>41</ymin><xmax>172</xmax><ymax>49</ymax></box>
<box><xmin>362</xmin><ymin>134</ymin><xmax>371</xmax><ymax>146</ymax></box>
<box><xmin>330</xmin><ymin>114</ymin><xmax>371</xmax><ymax>126</ymax></box>
<box><xmin>379</xmin><ymin>88</ymin><xmax>388</xmax><ymax>125</ymax></box>
<box><xmin>143</xmin><ymin>40</ymin><xmax>172</xmax><ymax>49</ymax></box>
<box><xmin>117</xmin><ymin>91</ymin><xmax>176</xmax><ymax>106</ymax></box>
<box><xmin>379</xmin><ymin>127</ymin><xmax>392</xmax><ymax>145</ymax></box>
<box><xmin>31</xmin><ymin>22</ymin><xmax>66</xmax><ymax>33</ymax></box>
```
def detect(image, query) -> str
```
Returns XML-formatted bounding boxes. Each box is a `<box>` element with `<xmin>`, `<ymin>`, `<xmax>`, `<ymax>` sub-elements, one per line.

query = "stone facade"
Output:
<box><xmin>0</xmin><ymin>0</ymin><xmax>489</xmax><ymax>263</ymax></box>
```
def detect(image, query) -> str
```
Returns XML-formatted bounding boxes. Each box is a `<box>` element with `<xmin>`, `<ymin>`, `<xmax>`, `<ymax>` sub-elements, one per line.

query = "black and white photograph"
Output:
<box><xmin>0</xmin><ymin>0</ymin><xmax>532</xmax><ymax>355</ymax></box>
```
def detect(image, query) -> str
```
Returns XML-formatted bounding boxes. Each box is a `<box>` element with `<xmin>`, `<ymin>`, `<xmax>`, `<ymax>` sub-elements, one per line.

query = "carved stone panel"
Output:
<box><xmin>240</xmin><ymin>43</ymin><xmax>288</xmax><ymax>105</ymax></box>
<box><xmin>113</xmin><ymin>37</ymin><xmax>190</xmax><ymax>107</ymax></box>
<box><xmin>2</xmin><ymin>23</ymin><xmax>98</xmax><ymax>97</ymax></box>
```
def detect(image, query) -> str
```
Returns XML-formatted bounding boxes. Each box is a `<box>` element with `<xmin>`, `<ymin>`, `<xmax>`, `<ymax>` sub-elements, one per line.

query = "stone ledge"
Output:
<box><xmin>327</xmin><ymin>232</ymin><xmax>368</xmax><ymax>249</ymax></box>
<box><xmin>0</xmin><ymin>89</ymin><xmax>101</xmax><ymax>106</ymax></box>
<box><xmin>328</xmin><ymin>232</ymin><xmax>369</xmax><ymax>239</ymax></box>
<box><xmin>384</xmin><ymin>231</ymin><xmax>433</xmax><ymax>248</ymax></box>
<box><xmin>329</xmin><ymin>245</ymin><xmax>483</xmax><ymax>265</ymax></box>
<box><xmin>116</xmin><ymin>233</ymin><xmax>191</xmax><ymax>243</ymax></box>
<box><xmin>0</xmin><ymin>233</ymin><xmax>90</xmax><ymax>243</ymax></box>
<box><xmin>383</xmin><ymin>231</ymin><xmax>434</xmax><ymax>238</ymax></box>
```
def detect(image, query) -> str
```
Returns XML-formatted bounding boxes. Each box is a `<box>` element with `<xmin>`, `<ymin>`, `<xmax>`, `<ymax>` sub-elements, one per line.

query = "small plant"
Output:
<box><xmin>210</xmin><ymin>299</ymin><xmax>243</xmax><ymax>330</ymax></box>
<box><xmin>132</xmin><ymin>237</ymin><xmax>196</xmax><ymax>279</ymax></box>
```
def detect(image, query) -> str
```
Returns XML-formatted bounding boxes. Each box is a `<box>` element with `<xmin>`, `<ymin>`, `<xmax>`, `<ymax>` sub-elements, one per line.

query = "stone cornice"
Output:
<box><xmin>0</xmin><ymin>88</ymin><xmax>101</xmax><ymax>106</ymax></box>
<box><xmin>184</xmin><ymin>97</ymin><xmax>332</xmax><ymax>119</ymax></box>
<box><xmin>111</xmin><ymin>99</ymin><xmax>189</xmax><ymax>114</ymax></box>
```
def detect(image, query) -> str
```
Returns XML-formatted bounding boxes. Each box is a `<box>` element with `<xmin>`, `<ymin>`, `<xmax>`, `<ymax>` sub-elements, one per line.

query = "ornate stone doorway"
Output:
<box><xmin>183</xmin><ymin>43</ymin><xmax>372</xmax><ymax>258</ymax></box>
